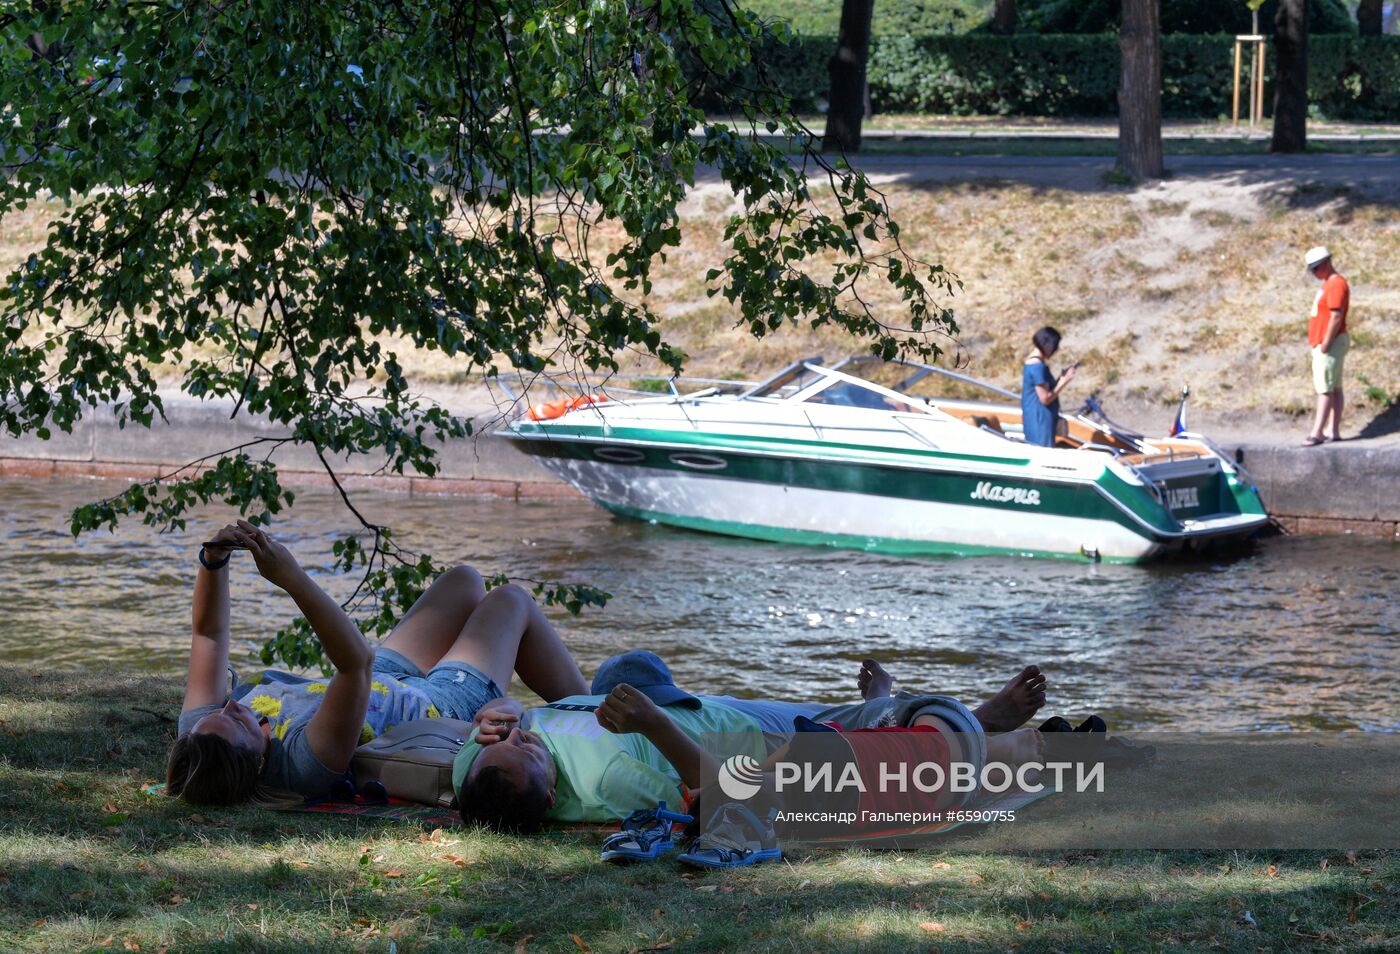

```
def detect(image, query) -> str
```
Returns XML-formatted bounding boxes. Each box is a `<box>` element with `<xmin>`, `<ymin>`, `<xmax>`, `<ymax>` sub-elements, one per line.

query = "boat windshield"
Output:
<box><xmin>831</xmin><ymin>356</ymin><xmax>1015</xmax><ymax>402</ymax></box>
<box><xmin>746</xmin><ymin>359</ymin><xmax>828</xmax><ymax>399</ymax></box>
<box><xmin>800</xmin><ymin>377</ymin><xmax>922</xmax><ymax>412</ymax></box>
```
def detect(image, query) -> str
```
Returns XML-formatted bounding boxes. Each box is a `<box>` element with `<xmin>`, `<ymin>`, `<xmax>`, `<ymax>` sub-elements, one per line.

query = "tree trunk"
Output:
<box><xmin>1357</xmin><ymin>0</ymin><xmax>1383</xmax><ymax>36</ymax></box>
<box><xmin>822</xmin><ymin>0</ymin><xmax>876</xmax><ymax>154</ymax></box>
<box><xmin>1270</xmin><ymin>0</ymin><xmax>1308</xmax><ymax>153</ymax></box>
<box><xmin>1116</xmin><ymin>0</ymin><xmax>1163</xmax><ymax>180</ymax></box>
<box><xmin>992</xmin><ymin>0</ymin><xmax>1017</xmax><ymax>35</ymax></box>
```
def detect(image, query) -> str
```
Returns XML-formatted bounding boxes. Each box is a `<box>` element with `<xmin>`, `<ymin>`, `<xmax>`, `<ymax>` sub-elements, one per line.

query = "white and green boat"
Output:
<box><xmin>499</xmin><ymin>357</ymin><xmax>1270</xmax><ymax>562</ymax></box>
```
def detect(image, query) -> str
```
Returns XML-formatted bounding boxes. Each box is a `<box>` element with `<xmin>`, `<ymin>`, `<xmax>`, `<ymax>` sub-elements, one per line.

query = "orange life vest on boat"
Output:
<box><xmin>527</xmin><ymin>394</ymin><xmax>607</xmax><ymax>421</ymax></box>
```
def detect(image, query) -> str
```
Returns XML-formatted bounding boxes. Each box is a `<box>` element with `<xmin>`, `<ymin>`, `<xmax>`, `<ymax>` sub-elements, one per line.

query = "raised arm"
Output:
<box><xmin>229</xmin><ymin>520</ymin><xmax>374</xmax><ymax>772</ymax></box>
<box><xmin>596</xmin><ymin>685</ymin><xmax>719</xmax><ymax>790</ymax></box>
<box><xmin>181</xmin><ymin>523</ymin><xmax>241</xmax><ymax>712</ymax></box>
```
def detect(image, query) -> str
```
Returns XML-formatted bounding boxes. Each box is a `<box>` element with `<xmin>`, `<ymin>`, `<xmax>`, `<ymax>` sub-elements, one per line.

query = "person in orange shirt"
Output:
<box><xmin>1302</xmin><ymin>246</ymin><xmax>1350</xmax><ymax>446</ymax></box>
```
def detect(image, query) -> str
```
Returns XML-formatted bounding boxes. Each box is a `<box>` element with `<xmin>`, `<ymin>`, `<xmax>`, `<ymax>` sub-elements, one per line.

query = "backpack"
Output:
<box><xmin>352</xmin><ymin>718</ymin><xmax>476</xmax><ymax>808</ymax></box>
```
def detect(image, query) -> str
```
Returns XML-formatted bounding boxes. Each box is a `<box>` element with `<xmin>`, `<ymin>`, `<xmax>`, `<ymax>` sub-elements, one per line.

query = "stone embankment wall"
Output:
<box><xmin>2</xmin><ymin>397</ymin><xmax>1397</xmax><ymax>538</ymax></box>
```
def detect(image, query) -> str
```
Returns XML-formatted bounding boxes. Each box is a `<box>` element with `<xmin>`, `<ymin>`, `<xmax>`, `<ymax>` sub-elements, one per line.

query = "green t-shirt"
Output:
<box><xmin>451</xmin><ymin>696</ymin><xmax>767</xmax><ymax>823</ymax></box>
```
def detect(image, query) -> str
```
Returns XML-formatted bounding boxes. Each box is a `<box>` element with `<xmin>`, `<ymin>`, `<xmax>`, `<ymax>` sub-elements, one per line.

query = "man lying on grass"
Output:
<box><xmin>453</xmin><ymin>652</ymin><xmax>1050</xmax><ymax>834</ymax></box>
<box><xmin>168</xmin><ymin>520</ymin><xmax>588</xmax><ymax>805</ymax></box>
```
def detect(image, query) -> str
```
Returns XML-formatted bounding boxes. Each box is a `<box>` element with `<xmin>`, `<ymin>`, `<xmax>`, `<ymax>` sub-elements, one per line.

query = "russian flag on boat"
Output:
<box><xmin>1169</xmin><ymin>385</ymin><xmax>1190</xmax><ymax>437</ymax></box>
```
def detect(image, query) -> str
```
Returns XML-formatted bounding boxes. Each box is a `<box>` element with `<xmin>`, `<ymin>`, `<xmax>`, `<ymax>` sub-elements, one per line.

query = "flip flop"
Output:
<box><xmin>1074</xmin><ymin>715</ymin><xmax>1108</xmax><ymax>733</ymax></box>
<box><xmin>678</xmin><ymin>803</ymin><xmax>782</xmax><ymax>869</ymax></box>
<box><xmin>1104</xmin><ymin>736</ymin><xmax>1156</xmax><ymax>769</ymax></box>
<box><xmin>1038</xmin><ymin>716</ymin><xmax>1074</xmax><ymax>733</ymax></box>
<box><xmin>1301</xmin><ymin>436</ymin><xmax>1325</xmax><ymax>446</ymax></box>
<box><xmin>601</xmin><ymin>802</ymin><xmax>695</xmax><ymax>863</ymax></box>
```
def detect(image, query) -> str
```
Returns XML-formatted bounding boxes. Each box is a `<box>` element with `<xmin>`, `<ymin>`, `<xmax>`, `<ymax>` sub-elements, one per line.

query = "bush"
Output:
<box><xmin>720</xmin><ymin>34</ymin><xmax>1400</xmax><ymax>120</ymax></box>
<box><xmin>741</xmin><ymin>0</ymin><xmax>990</xmax><ymax>37</ymax></box>
<box><xmin>736</xmin><ymin>0</ymin><xmax>1355</xmax><ymax>37</ymax></box>
<box><xmin>1014</xmin><ymin>0</ymin><xmax>1356</xmax><ymax>35</ymax></box>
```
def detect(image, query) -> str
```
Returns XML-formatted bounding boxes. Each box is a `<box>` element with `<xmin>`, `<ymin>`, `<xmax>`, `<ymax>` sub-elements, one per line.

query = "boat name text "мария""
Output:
<box><xmin>970</xmin><ymin>482</ymin><xmax>1041</xmax><ymax>506</ymax></box>
<box><xmin>1166</xmin><ymin>486</ymin><xmax>1200</xmax><ymax>511</ymax></box>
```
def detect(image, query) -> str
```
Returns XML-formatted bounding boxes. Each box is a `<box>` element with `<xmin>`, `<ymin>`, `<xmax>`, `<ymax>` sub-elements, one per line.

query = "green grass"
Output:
<box><xmin>2</xmin><ymin>667</ymin><xmax>1397</xmax><ymax>952</ymax></box>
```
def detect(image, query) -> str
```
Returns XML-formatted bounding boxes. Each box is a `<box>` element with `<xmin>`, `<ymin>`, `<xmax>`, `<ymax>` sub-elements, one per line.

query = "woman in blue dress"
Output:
<box><xmin>1021</xmin><ymin>326</ymin><xmax>1077</xmax><ymax>447</ymax></box>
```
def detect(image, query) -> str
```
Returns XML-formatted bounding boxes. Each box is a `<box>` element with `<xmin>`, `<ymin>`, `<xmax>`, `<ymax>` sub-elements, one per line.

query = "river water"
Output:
<box><xmin>2</xmin><ymin>479</ymin><xmax>1396</xmax><ymax>732</ymax></box>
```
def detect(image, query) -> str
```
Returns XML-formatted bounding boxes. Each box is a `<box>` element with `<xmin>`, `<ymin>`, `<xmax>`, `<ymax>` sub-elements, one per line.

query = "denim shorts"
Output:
<box><xmin>372</xmin><ymin>647</ymin><xmax>503</xmax><ymax>721</ymax></box>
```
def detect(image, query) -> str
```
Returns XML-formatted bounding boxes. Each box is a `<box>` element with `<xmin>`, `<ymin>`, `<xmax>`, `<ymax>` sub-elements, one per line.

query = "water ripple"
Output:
<box><xmin>1</xmin><ymin>479</ymin><xmax>1397</xmax><ymax>732</ymax></box>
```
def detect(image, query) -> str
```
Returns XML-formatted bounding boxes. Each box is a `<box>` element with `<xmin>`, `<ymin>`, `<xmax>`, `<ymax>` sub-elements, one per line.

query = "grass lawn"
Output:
<box><xmin>1</xmin><ymin>666</ymin><xmax>1396</xmax><ymax>953</ymax></box>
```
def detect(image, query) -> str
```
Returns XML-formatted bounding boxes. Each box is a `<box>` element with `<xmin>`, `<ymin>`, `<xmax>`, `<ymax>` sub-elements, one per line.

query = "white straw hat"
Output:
<box><xmin>1304</xmin><ymin>246</ymin><xmax>1331</xmax><ymax>268</ymax></box>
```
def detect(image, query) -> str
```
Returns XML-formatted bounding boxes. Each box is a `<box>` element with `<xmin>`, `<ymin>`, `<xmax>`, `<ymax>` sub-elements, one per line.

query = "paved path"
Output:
<box><xmin>836</xmin><ymin>153</ymin><xmax>1400</xmax><ymax>198</ymax></box>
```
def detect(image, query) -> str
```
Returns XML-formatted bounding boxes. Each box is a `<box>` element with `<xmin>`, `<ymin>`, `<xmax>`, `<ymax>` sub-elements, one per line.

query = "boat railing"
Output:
<box><xmin>488</xmin><ymin>371</ymin><xmax>758</xmax><ymax>423</ymax></box>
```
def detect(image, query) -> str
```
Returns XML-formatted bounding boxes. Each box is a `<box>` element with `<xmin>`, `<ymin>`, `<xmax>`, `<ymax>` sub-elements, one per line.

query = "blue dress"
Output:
<box><xmin>1021</xmin><ymin>360</ymin><xmax>1059</xmax><ymax>447</ymax></box>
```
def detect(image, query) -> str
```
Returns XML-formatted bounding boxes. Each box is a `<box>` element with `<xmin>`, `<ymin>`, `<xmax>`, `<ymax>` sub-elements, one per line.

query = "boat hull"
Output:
<box><xmin>511</xmin><ymin>435</ymin><xmax>1269</xmax><ymax>563</ymax></box>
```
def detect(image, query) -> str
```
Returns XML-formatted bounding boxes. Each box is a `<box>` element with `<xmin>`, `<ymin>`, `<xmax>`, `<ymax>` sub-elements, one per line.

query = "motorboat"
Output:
<box><xmin>497</xmin><ymin>356</ymin><xmax>1270</xmax><ymax>562</ymax></box>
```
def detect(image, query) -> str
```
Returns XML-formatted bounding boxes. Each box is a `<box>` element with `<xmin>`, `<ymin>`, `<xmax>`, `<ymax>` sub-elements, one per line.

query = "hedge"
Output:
<box><xmin>715</xmin><ymin>35</ymin><xmax>1400</xmax><ymax>120</ymax></box>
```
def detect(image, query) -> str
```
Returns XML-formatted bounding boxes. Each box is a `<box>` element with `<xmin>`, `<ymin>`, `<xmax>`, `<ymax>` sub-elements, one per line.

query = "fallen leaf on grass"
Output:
<box><xmin>968</xmin><ymin>874</ymin><xmax>985</xmax><ymax>885</ymax></box>
<box><xmin>1015</xmin><ymin>920</ymin><xmax>1033</xmax><ymax>930</ymax></box>
<box><xmin>437</xmin><ymin>854</ymin><xmax>468</xmax><ymax>867</ymax></box>
<box><xmin>103</xmin><ymin>801</ymin><xmax>119</xmax><ymax>813</ymax></box>
<box><xmin>932</xmin><ymin>862</ymin><xmax>951</xmax><ymax>870</ymax></box>
<box><xmin>95</xmin><ymin>936</ymin><xmax>114</xmax><ymax>948</ymax></box>
<box><xmin>1266</xmin><ymin>864</ymin><xmax>1279</xmax><ymax>878</ymax></box>
<box><xmin>382</xmin><ymin>870</ymin><xmax>404</xmax><ymax>879</ymax></box>
<box><xmin>919</xmin><ymin>922</ymin><xmax>946</xmax><ymax>933</ymax></box>
<box><xmin>694</xmin><ymin>885</ymin><xmax>718</xmax><ymax>893</ymax></box>
<box><xmin>571</xmin><ymin>934</ymin><xmax>590</xmax><ymax>952</ymax></box>
<box><xmin>797</xmin><ymin>879</ymin><xmax>812</xmax><ymax>890</ymax></box>
<box><xmin>1037</xmin><ymin>891</ymin><xmax>1052</xmax><ymax>902</ymax></box>
<box><xmin>123</xmin><ymin>939</ymin><xmax>140</xmax><ymax>951</ymax></box>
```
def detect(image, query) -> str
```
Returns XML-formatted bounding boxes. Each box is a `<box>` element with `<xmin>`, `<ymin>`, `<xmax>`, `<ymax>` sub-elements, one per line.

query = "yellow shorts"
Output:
<box><xmin>1311</xmin><ymin>333</ymin><xmax>1349</xmax><ymax>394</ymax></box>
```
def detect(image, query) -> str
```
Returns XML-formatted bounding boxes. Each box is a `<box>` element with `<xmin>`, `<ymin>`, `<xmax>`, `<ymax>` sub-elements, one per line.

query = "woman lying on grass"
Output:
<box><xmin>168</xmin><ymin>519</ymin><xmax>588</xmax><ymax>805</ymax></box>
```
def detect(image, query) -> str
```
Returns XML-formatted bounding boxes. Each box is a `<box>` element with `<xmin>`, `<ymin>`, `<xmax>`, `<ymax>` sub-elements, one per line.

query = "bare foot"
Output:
<box><xmin>857</xmin><ymin>659</ymin><xmax>893</xmax><ymax>701</ymax></box>
<box><xmin>972</xmin><ymin>665</ymin><xmax>1047</xmax><ymax>732</ymax></box>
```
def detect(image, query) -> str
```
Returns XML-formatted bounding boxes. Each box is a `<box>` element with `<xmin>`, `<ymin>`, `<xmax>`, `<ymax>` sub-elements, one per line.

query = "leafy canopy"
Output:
<box><xmin>0</xmin><ymin>1</ymin><xmax>955</xmax><ymax>666</ymax></box>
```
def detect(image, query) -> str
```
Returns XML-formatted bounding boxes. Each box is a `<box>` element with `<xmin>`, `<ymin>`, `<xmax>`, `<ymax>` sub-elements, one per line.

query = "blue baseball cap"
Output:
<box><xmin>591</xmin><ymin>650</ymin><xmax>700</xmax><ymax>709</ymax></box>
